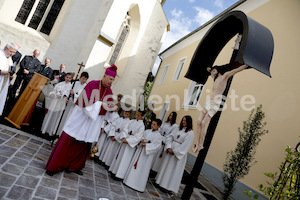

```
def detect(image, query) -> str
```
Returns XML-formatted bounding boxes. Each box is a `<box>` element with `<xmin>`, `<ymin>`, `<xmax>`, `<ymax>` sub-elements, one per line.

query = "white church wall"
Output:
<box><xmin>85</xmin><ymin>0</ymin><xmax>168</xmax><ymax>106</ymax></box>
<box><xmin>85</xmin><ymin>40</ymin><xmax>111</xmax><ymax>81</ymax></box>
<box><xmin>111</xmin><ymin>1</ymin><xmax>168</xmax><ymax>107</ymax></box>
<box><xmin>45</xmin><ymin>0</ymin><xmax>114</xmax><ymax>74</ymax></box>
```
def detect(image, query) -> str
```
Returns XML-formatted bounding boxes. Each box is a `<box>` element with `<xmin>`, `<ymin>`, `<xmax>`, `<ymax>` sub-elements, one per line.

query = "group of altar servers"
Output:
<box><xmin>42</xmin><ymin>64</ymin><xmax>194</xmax><ymax>194</ymax></box>
<box><xmin>92</xmin><ymin>109</ymin><xmax>194</xmax><ymax>194</ymax></box>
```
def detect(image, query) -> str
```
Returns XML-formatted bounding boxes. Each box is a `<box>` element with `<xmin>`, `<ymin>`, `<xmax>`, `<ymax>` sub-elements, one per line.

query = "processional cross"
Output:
<box><xmin>75</xmin><ymin>62</ymin><xmax>85</xmax><ymax>80</ymax></box>
<box><xmin>181</xmin><ymin>10</ymin><xmax>274</xmax><ymax>199</ymax></box>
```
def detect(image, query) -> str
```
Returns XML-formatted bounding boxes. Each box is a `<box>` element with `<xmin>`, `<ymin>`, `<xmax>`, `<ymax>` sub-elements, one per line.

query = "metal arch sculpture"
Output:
<box><xmin>182</xmin><ymin>10</ymin><xmax>274</xmax><ymax>199</ymax></box>
<box><xmin>184</xmin><ymin>10</ymin><xmax>274</xmax><ymax>85</ymax></box>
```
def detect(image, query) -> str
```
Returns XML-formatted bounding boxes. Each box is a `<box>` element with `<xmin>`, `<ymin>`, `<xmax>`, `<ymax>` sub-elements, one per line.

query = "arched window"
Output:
<box><xmin>15</xmin><ymin>0</ymin><xmax>65</xmax><ymax>35</ymax></box>
<box><xmin>108</xmin><ymin>13</ymin><xmax>131</xmax><ymax>65</ymax></box>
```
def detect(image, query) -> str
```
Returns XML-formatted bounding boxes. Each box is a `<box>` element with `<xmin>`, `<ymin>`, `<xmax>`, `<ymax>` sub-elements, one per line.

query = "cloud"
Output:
<box><xmin>153</xmin><ymin>8</ymin><xmax>193</xmax><ymax>75</ymax></box>
<box><xmin>193</xmin><ymin>7</ymin><xmax>214</xmax><ymax>26</ymax></box>
<box><xmin>214</xmin><ymin>0</ymin><xmax>224</xmax><ymax>9</ymax></box>
<box><xmin>171</xmin><ymin>8</ymin><xmax>183</xmax><ymax>18</ymax></box>
<box><xmin>188</xmin><ymin>0</ymin><xmax>196</xmax><ymax>3</ymax></box>
<box><xmin>160</xmin><ymin>9</ymin><xmax>192</xmax><ymax>52</ymax></box>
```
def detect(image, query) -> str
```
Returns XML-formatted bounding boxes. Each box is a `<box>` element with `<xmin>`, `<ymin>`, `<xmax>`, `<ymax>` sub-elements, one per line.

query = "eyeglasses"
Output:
<box><xmin>8</xmin><ymin>49</ymin><xmax>17</xmax><ymax>54</ymax></box>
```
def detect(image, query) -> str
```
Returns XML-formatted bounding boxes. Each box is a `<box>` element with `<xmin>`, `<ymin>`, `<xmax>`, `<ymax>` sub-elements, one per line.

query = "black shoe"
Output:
<box><xmin>46</xmin><ymin>171</ymin><xmax>56</xmax><ymax>176</ymax></box>
<box><xmin>73</xmin><ymin>170</ymin><xmax>83</xmax><ymax>175</ymax></box>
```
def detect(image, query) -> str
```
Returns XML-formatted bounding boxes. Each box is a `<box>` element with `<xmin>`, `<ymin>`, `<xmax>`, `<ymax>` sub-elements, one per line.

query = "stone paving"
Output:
<box><xmin>0</xmin><ymin>123</ymin><xmax>215</xmax><ymax>200</ymax></box>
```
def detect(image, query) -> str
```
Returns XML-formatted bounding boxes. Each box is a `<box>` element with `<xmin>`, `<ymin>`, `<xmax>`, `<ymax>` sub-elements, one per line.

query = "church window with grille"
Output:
<box><xmin>108</xmin><ymin>13</ymin><xmax>131</xmax><ymax>65</ymax></box>
<box><xmin>15</xmin><ymin>0</ymin><xmax>65</xmax><ymax>35</ymax></box>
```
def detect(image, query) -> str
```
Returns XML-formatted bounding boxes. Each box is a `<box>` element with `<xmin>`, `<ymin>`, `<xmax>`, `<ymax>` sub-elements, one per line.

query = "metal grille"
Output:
<box><xmin>109</xmin><ymin>26</ymin><xmax>128</xmax><ymax>65</ymax></box>
<box><xmin>40</xmin><ymin>0</ymin><xmax>65</xmax><ymax>35</ymax></box>
<box><xmin>28</xmin><ymin>0</ymin><xmax>50</xmax><ymax>29</ymax></box>
<box><xmin>15</xmin><ymin>0</ymin><xmax>36</xmax><ymax>24</ymax></box>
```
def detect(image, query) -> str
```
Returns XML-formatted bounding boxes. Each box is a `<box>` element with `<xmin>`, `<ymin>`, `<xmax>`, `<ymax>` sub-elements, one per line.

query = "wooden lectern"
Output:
<box><xmin>5</xmin><ymin>73</ymin><xmax>49</xmax><ymax>129</ymax></box>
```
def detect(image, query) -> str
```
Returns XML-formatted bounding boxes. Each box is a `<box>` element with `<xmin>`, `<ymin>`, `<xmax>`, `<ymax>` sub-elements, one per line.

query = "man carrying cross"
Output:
<box><xmin>193</xmin><ymin>64</ymin><xmax>248</xmax><ymax>152</ymax></box>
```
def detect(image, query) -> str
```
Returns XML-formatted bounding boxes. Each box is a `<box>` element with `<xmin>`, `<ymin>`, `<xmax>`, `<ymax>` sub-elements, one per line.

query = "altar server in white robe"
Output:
<box><xmin>152</xmin><ymin>111</ymin><xmax>178</xmax><ymax>173</ymax></box>
<box><xmin>56</xmin><ymin>71</ymin><xmax>89</xmax><ymax>136</ymax></box>
<box><xmin>0</xmin><ymin>43</ymin><xmax>17</xmax><ymax>116</ymax></box>
<box><xmin>123</xmin><ymin>118</ymin><xmax>162</xmax><ymax>192</ymax></box>
<box><xmin>95</xmin><ymin>106</ymin><xmax>120</xmax><ymax>158</ymax></box>
<box><xmin>41</xmin><ymin>73</ymin><xmax>73</xmax><ymax>136</ymax></box>
<box><xmin>109</xmin><ymin>110</ymin><xmax>145</xmax><ymax>179</ymax></box>
<box><xmin>155</xmin><ymin>115</ymin><xmax>194</xmax><ymax>194</ymax></box>
<box><xmin>100</xmin><ymin>110</ymin><xmax>132</xmax><ymax>167</ymax></box>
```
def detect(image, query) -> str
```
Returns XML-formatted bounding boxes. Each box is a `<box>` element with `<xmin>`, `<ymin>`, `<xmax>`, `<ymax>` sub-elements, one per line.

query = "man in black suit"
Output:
<box><xmin>12</xmin><ymin>49</ymin><xmax>41</xmax><ymax>98</ymax></box>
<box><xmin>40</xmin><ymin>58</ymin><xmax>53</xmax><ymax>80</ymax></box>
<box><xmin>53</xmin><ymin>64</ymin><xmax>66</xmax><ymax>83</ymax></box>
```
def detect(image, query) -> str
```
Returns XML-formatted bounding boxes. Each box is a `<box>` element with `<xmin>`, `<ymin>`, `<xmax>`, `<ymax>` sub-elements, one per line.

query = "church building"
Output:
<box><xmin>0</xmin><ymin>0</ymin><xmax>169</xmax><ymax>107</ymax></box>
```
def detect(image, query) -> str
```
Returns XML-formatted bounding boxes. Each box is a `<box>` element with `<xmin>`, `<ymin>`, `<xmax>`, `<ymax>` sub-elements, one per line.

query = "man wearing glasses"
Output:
<box><xmin>0</xmin><ymin>43</ymin><xmax>18</xmax><ymax>116</ymax></box>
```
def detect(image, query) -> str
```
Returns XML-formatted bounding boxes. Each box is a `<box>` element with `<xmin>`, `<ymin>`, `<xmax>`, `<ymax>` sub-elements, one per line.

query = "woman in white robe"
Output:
<box><xmin>123</xmin><ymin>119</ymin><xmax>162</xmax><ymax>192</ymax></box>
<box><xmin>100</xmin><ymin>110</ymin><xmax>132</xmax><ymax>167</ymax></box>
<box><xmin>155</xmin><ymin>115</ymin><xmax>194</xmax><ymax>194</ymax></box>
<box><xmin>41</xmin><ymin>73</ymin><xmax>73</xmax><ymax>136</ymax></box>
<box><xmin>152</xmin><ymin>111</ymin><xmax>178</xmax><ymax>172</ymax></box>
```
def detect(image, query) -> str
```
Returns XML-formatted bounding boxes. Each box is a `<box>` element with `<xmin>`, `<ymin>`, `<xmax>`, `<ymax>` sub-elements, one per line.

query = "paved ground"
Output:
<box><xmin>0</xmin><ymin>123</ymin><xmax>219</xmax><ymax>200</ymax></box>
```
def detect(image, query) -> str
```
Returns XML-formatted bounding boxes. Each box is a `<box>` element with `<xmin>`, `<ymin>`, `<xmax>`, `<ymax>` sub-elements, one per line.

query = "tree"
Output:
<box><xmin>222</xmin><ymin>105</ymin><xmax>268</xmax><ymax>199</ymax></box>
<box><xmin>257</xmin><ymin>142</ymin><xmax>300</xmax><ymax>200</ymax></box>
<box><xmin>143</xmin><ymin>81</ymin><xmax>153</xmax><ymax>108</ymax></box>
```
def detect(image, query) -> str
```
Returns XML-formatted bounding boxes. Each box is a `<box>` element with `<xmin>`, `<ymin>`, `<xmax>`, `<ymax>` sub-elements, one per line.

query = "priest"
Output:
<box><xmin>0</xmin><ymin>43</ymin><xmax>18</xmax><ymax>116</ymax></box>
<box><xmin>45</xmin><ymin>64</ymin><xmax>117</xmax><ymax>176</ymax></box>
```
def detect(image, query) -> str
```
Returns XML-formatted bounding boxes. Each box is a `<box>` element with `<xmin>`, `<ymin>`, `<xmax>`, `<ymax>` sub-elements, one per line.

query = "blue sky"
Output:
<box><xmin>152</xmin><ymin>0</ymin><xmax>239</xmax><ymax>75</ymax></box>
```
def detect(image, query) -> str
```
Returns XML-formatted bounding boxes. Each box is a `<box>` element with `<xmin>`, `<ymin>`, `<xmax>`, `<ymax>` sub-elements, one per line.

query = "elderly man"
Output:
<box><xmin>45</xmin><ymin>64</ymin><xmax>117</xmax><ymax>176</ymax></box>
<box><xmin>53</xmin><ymin>64</ymin><xmax>66</xmax><ymax>83</ymax></box>
<box><xmin>0</xmin><ymin>43</ymin><xmax>18</xmax><ymax>116</ymax></box>
<box><xmin>12</xmin><ymin>49</ymin><xmax>41</xmax><ymax>98</ymax></box>
<box><xmin>40</xmin><ymin>58</ymin><xmax>54</xmax><ymax>80</ymax></box>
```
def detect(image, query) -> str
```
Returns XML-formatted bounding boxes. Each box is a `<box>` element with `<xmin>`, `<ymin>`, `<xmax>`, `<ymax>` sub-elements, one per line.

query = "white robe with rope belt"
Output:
<box><xmin>152</xmin><ymin>122</ymin><xmax>178</xmax><ymax>172</ymax></box>
<box><xmin>155</xmin><ymin>127</ymin><xmax>194</xmax><ymax>193</ymax></box>
<box><xmin>109</xmin><ymin>119</ymin><xmax>145</xmax><ymax>179</ymax></box>
<box><xmin>95</xmin><ymin>111</ymin><xmax>120</xmax><ymax>157</ymax></box>
<box><xmin>100</xmin><ymin>117</ymin><xmax>131</xmax><ymax>166</ymax></box>
<box><xmin>123</xmin><ymin>129</ymin><xmax>162</xmax><ymax>192</ymax></box>
<box><xmin>41</xmin><ymin>81</ymin><xmax>72</xmax><ymax>136</ymax></box>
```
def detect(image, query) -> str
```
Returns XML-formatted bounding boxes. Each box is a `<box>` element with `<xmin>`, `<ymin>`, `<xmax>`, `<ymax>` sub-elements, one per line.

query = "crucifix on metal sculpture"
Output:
<box><xmin>181</xmin><ymin>10</ymin><xmax>274</xmax><ymax>199</ymax></box>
